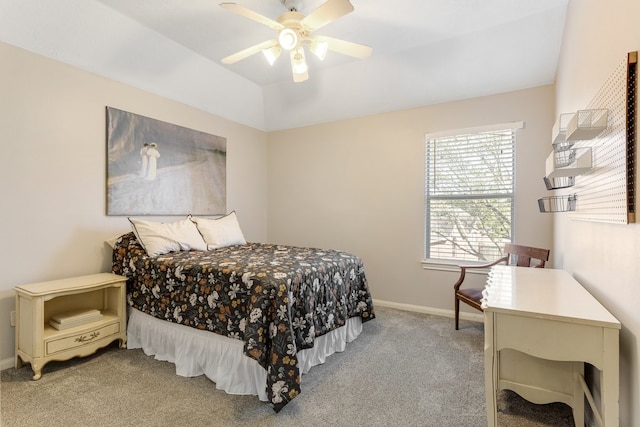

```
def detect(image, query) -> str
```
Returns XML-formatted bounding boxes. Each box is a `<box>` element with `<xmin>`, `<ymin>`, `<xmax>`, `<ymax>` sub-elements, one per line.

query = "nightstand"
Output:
<box><xmin>15</xmin><ymin>273</ymin><xmax>127</xmax><ymax>380</ymax></box>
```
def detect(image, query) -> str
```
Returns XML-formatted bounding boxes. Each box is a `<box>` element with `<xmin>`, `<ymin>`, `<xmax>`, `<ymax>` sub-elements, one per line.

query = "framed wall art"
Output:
<box><xmin>106</xmin><ymin>107</ymin><xmax>227</xmax><ymax>215</ymax></box>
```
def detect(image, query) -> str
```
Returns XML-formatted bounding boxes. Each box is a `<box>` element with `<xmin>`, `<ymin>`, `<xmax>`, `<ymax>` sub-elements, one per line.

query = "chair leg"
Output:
<box><xmin>454</xmin><ymin>297</ymin><xmax>460</xmax><ymax>330</ymax></box>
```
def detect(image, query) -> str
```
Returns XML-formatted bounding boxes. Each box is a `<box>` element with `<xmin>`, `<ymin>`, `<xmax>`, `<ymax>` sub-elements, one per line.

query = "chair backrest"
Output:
<box><xmin>504</xmin><ymin>243</ymin><xmax>550</xmax><ymax>268</ymax></box>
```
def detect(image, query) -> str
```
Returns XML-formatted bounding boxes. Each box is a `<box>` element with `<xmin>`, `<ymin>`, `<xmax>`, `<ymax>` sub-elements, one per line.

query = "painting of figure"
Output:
<box><xmin>106</xmin><ymin>107</ymin><xmax>226</xmax><ymax>215</ymax></box>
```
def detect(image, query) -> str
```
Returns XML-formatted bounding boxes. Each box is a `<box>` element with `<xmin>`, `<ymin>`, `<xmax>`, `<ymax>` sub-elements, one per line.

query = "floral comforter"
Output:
<box><xmin>112</xmin><ymin>232</ymin><xmax>375</xmax><ymax>412</ymax></box>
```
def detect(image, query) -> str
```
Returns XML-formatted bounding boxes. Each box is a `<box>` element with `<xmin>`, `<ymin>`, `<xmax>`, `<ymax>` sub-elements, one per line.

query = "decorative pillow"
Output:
<box><xmin>128</xmin><ymin>217</ymin><xmax>208</xmax><ymax>257</ymax></box>
<box><xmin>190</xmin><ymin>211</ymin><xmax>246</xmax><ymax>250</ymax></box>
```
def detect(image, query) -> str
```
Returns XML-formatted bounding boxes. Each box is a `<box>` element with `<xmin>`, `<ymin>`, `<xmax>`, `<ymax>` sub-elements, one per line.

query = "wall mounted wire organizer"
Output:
<box><xmin>551</xmin><ymin>113</ymin><xmax>576</xmax><ymax>151</ymax></box>
<box><xmin>543</xmin><ymin>176</ymin><xmax>575</xmax><ymax>190</ymax></box>
<box><xmin>566</xmin><ymin>109</ymin><xmax>609</xmax><ymax>141</ymax></box>
<box><xmin>539</xmin><ymin>51</ymin><xmax>637</xmax><ymax>222</ymax></box>
<box><xmin>545</xmin><ymin>147</ymin><xmax>592</xmax><ymax>178</ymax></box>
<box><xmin>538</xmin><ymin>194</ymin><xmax>577</xmax><ymax>213</ymax></box>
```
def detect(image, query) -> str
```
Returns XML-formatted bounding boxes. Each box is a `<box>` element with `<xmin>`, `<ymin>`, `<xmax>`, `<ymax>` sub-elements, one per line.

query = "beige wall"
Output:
<box><xmin>0</xmin><ymin>41</ymin><xmax>268</xmax><ymax>367</ymax></box>
<box><xmin>267</xmin><ymin>85</ymin><xmax>554</xmax><ymax>314</ymax></box>
<box><xmin>555</xmin><ymin>1</ymin><xmax>640</xmax><ymax>425</ymax></box>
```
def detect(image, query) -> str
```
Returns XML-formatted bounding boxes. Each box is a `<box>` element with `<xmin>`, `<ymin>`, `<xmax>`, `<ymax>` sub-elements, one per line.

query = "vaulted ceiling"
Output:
<box><xmin>0</xmin><ymin>0</ymin><xmax>568</xmax><ymax>130</ymax></box>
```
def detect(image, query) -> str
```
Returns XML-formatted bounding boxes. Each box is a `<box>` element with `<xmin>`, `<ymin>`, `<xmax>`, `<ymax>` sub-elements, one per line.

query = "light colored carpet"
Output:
<box><xmin>0</xmin><ymin>307</ymin><xmax>574</xmax><ymax>427</ymax></box>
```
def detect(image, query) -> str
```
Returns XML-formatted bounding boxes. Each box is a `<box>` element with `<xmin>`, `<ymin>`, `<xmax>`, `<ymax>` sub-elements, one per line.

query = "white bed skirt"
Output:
<box><xmin>126</xmin><ymin>308</ymin><xmax>363</xmax><ymax>401</ymax></box>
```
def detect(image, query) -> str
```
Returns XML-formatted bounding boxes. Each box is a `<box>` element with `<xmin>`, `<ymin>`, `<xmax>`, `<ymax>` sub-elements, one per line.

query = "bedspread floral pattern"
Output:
<box><xmin>112</xmin><ymin>232</ymin><xmax>375</xmax><ymax>412</ymax></box>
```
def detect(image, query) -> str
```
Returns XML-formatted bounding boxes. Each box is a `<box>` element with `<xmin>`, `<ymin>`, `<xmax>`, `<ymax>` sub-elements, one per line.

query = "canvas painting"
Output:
<box><xmin>106</xmin><ymin>107</ymin><xmax>226</xmax><ymax>215</ymax></box>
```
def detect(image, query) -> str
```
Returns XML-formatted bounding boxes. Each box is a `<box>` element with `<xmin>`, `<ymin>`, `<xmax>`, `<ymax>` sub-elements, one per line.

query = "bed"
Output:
<box><xmin>111</xmin><ymin>225</ymin><xmax>375</xmax><ymax>412</ymax></box>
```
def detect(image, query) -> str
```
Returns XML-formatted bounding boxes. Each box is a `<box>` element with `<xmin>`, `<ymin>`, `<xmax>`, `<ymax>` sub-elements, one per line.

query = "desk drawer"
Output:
<box><xmin>45</xmin><ymin>322</ymin><xmax>121</xmax><ymax>355</ymax></box>
<box><xmin>494</xmin><ymin>313</ymin><xmax>603</xmax><ymax>365</ymax></box>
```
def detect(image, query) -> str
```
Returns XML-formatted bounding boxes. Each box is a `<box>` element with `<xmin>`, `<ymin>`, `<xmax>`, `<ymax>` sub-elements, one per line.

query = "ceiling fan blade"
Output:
<box><xmin>222</xmin><ymin>39</ymin><xmax>278</xmax><ymax>64</ymax></box>
<box><xmin>219</xmin><ymin>3</ymin><xmax>284</xmax><ymax>30</ymax></box>
<box><xmin>317</xmin><ymin>36</ymin><xmax>372</xmax><ymax>59</ymax></box>
<box><xmin>301</xmin><ymin>0</ymin><xmax>354</xmax><ymax>31</ymax></box>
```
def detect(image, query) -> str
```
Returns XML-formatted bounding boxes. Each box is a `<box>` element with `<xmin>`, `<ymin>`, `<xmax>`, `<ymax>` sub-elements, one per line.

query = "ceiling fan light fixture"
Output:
<box><xmin>219</xmin><ymin>0</ymin><xmax>371</xmax><ymax>83</ymax></box>
<box><xmin>310</xmin><ymin>39</ymin><xmax>328</xmax><ymax>60</ymax></box>
<box><xmin>290</xmin><ymin>48</ymin><xmax>308</xmax><ymax>74</ymax></box>
<box><xmin>262</xmin><ymin>45</ymin><xmax>282</xmax><ymax>66</ymax></box>
<box><xmin>278</xmin><ymin>28</ymin><xmax>298</xmax><ymax>50</ymax></box>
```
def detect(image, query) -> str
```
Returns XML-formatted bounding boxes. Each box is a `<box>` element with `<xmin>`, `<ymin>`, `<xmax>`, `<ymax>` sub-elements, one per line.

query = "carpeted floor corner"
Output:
<box><xmin>0</xmin><ymin>307</ymin><xmax>573</xmax><ymax>427</ymax></box>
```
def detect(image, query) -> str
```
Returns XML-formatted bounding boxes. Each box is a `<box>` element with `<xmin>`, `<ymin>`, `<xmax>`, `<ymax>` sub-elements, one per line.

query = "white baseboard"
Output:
<box><xmin>372</xmin><ymin>299</ymin><xmax>484</xmax><ymax>323</ymax></box>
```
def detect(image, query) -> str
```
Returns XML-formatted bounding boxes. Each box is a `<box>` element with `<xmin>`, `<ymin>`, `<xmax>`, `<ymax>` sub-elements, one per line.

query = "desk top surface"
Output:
<box><xmin>481</xmin><ymin>265</ymin><xmax>620</xmax><ymax>329</ymax></box>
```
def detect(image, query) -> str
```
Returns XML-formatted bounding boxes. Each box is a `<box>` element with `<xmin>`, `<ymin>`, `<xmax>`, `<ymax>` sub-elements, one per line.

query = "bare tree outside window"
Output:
<box><xmin>425</xmin><ymin>124</ymin><xmax>520</xmax><ymax>263</ymax></box>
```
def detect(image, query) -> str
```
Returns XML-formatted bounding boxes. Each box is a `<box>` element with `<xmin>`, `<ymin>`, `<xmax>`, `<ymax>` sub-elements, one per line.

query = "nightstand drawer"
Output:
<box><xmin>46</xmin><ymin>322</ymin><xmax>121</xmax><ymax>355</ymax></box>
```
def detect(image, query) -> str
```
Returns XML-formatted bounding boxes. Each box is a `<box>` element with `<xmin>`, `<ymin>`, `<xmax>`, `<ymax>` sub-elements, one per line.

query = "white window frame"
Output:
<box><xmin>423</xmin><ymin>121</ymin><xmax>523</xmax><ymax>270</ymax></box>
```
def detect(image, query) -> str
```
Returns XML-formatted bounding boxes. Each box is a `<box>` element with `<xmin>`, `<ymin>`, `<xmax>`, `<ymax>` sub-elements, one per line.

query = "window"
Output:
<box><xmin>424</xmin><ymin>122</ymin><xmax>522</xmax><ymax>263</ymax></box>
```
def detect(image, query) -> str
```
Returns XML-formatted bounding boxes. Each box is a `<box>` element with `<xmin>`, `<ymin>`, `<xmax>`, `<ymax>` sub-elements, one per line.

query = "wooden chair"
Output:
<box><xmin>453</xmin><ymin>243</ymin><xmax>550</xmax><ymax>330</ymax></box>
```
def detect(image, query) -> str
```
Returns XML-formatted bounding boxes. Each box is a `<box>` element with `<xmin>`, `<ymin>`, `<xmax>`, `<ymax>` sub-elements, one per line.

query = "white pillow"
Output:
<box><xmin>129</xmin><ymin>217</ymin><xmax>208</xmax><ymax>257</ymax></box>
<box><xmin>190</xmin><ymin>211</ymin><xmax>246</xmax><ymax>250</ymax></box>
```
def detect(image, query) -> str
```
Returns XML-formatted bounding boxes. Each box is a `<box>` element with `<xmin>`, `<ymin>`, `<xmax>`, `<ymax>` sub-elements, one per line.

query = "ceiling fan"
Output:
<box><xmin>219</xmin><ymin>0</ymin><xmax>372</xmax><ymax>82</ymax></box>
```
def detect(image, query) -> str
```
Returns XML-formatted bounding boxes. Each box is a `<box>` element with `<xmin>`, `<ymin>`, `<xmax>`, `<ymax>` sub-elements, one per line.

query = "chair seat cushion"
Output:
<box><xmin>458</xmin><ymin>287</ymin><xmax>483</xmax><ymax>302</ymax></box>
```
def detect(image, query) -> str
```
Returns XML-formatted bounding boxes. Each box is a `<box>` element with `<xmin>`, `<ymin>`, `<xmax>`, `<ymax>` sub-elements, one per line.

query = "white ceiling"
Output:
<box><xmin>0</xmin><ymin>0</ymin><xmax>569</xmax><ymax>130</ymax></box>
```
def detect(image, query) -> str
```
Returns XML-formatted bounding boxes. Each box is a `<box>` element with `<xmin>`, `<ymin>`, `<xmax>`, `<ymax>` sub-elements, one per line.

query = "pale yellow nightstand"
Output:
<box><xmin>15</xmin><ymin>273</ymin><xmax>127</xmax><ymax>380</ymax></box>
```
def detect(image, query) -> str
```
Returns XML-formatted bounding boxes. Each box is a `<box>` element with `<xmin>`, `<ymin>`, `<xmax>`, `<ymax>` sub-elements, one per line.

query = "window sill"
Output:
<box><xmin>421</xmin><ymin>259</ymin><xmax>492</xmax><ymax>274</ymax></box>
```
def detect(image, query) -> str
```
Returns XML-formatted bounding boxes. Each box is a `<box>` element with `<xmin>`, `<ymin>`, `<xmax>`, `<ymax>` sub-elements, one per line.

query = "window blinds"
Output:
<box><xmin>425</xmin><ymin>127</ymin><xmax>517</xmax><ymax>262</ymax></box>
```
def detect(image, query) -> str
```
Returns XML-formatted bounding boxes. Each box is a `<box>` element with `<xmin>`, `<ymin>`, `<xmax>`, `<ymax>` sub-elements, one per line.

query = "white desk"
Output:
<box><xmin>482</xmin><ymin>265</ymin><xmax>620</xmax><ymax>427</ymax></box>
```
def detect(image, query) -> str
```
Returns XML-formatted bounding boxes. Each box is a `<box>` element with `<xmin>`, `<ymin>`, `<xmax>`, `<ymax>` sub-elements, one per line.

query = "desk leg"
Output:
<box><xmin>572</xmin><ymin>362</ymin><xmax>584</xmax><ymax>427</ymax></box>
<box><xmin>484</xmin><ymin>312</ymin><xmax>498</xmax><ymax>427</ymax></box>
<box><xmin>601</xmin><ymin>329</ymin><xmax>619</xmax><ymax>427</ymax></box>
